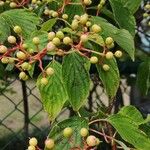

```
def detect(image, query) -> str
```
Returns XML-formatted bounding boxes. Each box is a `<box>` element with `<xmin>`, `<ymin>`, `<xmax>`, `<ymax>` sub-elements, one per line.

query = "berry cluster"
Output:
<box><xmin>143</xmin><ymin>2</ymin><xmax>150</xmax><ymax>26</ymax></box>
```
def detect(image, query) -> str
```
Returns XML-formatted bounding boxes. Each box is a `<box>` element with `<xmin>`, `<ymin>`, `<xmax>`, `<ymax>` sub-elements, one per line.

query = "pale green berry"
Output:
<box><xmin>28</xmin><ymin>145</ymin><xmax>35</xmax><ymax>150</ymax></box>
<box><xmin>63</xmin><ymin>127</ymin><xmax>73</xmax><ymax>138</ymax></box>
<box><xmin>80</xmin><ymin>34</ymin><xmax>88</xmax><ymax>42</ymax></box>
<box><xmin>56</xmin><ymin>31</ymin><xmax>64</xmax><ymax>39</ymax></box>
<box><xmin>107</xmin><ymin>43</ymin><xmax>114</xmax><ymax>49</ymax></box>
<box><xmin>143</xmin><ymin>13</ymin><xmax>149</xmax><ymax>18</ymax></box>
<box><xmin>102</xmin><ymin>64</ymin><xmax>110</xmax><ymax>71</ymax></box>
<box><xmin>83</xmin><ymin>0</ymin><xmax>92</xmax><ymax>5</ymax></box>
<box><xmin>32</xmin><ymin>37</ymin><xmax>40</xmax><ymax>45</ymax></box>
<box><xmin>8</xmin><ymin>36</ymin><xmax>16</xmax><ymax>44</ymax></box>
<box><xmin>44</xmin><ymin>9</ymin><xmax>50</xmax><ymax>15</ymax></box>
<box><xmin>29</xmin><ymin>137</ymin><xmax>38</xmax><ymax>146</ymax></box>
<box><xmin>145</xmin><ymin>4</ymin><xmax>150</xmax><ymax>10</ymax></box>
<box><xmin>90</xmin><ymin>56</ymin><xmax>98</xmax><ymax>64</ymax></box>
<box><xmin>8</xmin><ymin>58</ymin><xmax>15</xmax><ymax>64</ymax></box>
<box><xmin>21</xmin><ymin>62</ymin><xmax>31</xmax><ymax>70</ymax></box>
<box><xmin>16</xmin><ymin>51</ymin><xmax>26</xmax><ymax>60</ymax></box>
<box><xmin>1</xmin><ymin>57</ymin><xmax>9</xmax><ymax>64</ymax></box>
<box><xmin>45</xmin><ymin>139</ymin><xmax>55</xmax><ymax>149</ymax></box>
<box><xmin>0</xmin><ymin>45</ymin><xmax>7</xmax><ymax>53</ymax></box>
<box><xmin>105</xmin><ymin>37</ymin><xmax>113</xmax><ymax>45</ymax></box>
<box><xmin>63</xmin><ymin>37</ymin><xmax>73</xmax><ymax>45</ymax></box>
<box><xmin>13</xmin><ymin>26</ymin><xmax>22</xmax><ymax>34</ymax></box>
<box><xmin>114</xmin><ymin>50</ymin><xmax>123</xmax><ymax>58</ymax></box>
<box><xmin>105</xmin><ymin>52</ymin><xmax>113</xmax><ymax>59</ymax></box>
<box><xmin>86</xmin><ymin>135</ymin><xmax>97</xmax><ymax>147</ymax></box>
<box><xmin>41</xmin><ymin>77</ymin><xmax>48</xmax><ymax>85</ymax></box>
<box><xmin>71</xmin><ymin>20</ymin><xmax>79</xmax><ymax>30</ymax></box>
<box><xmin>47</xmin><ymin>42</ymin><xmax>56</xmax><ymax>51</ymax></box>
<box><xmin>80</xmin><ymin>14</ymin><xmax>88</xmax><ymax>25</ymax></box>
<box><xmin>22</xmin><ymin>43</ymin><xmax>28</xmax><ymax>49</ymax></box>
<box><xmin>52</xmin><ymin>11</ymin><xmax>58</xmax><ymax>18</ymax></box>
<box><xmin>48</xmin><ymin>32</ymin><xmax>55</xmax><ymax>41</ymax></box>
<box><xmin>52</xmin><ymin>37</ymin><xmax>61</xmax><ymax>46</ymax></box>
<box><xmin>74</xmin><ymin>15</ymin><xmax>80</xmax><ymax>20</ymax></box>
<box><xmin>86</xmin><ymin>21</ymin><xmax>92</xmax><ymax>27</ymax></box>
<box><xmin>80</xmin><ymin>128</ymin><xmax>89</xmax><ymax>137</ymax></box>
<box><xmin>91</xmin><ymin>24</ymin><xmax>102</xmax><ymax>33</ymax></box>
<box><xmin>0</xmin><ymin>1</ymin><xmax>5</xmax><ymax>6</ymax></box>
<box><xmin>46</xmin><ymin>67</ymin><xmax>54</xmax><ymax>76</ymax></box>
<box><xmin>10</xmin><ymin>2</ymin><xmax>17</xmax><ymax>8</ymax></box>
<box><xmin>19</xmin><ymin>72</ymin><xmax>26</xmax><ymax>80</ymax></box>
<box><xmin>62</xmin><ymin>14</ymin><xmax>68</xmax><ymax>20</ymax></box>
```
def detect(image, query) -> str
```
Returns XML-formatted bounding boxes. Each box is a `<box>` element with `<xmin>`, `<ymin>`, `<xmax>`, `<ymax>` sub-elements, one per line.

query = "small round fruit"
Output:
<box><xmin>145</xmin><ymin>4</ymin><xmax>150</xmax><ymax>10</ymax></box>
<box><xmin>91</xmin><ymin>24</ymin><xmax>102</xmax><ymax>33</ymax></box>
<box><xmin>74</xmin><ymin>15</ymin><xmax>80</xmax><ymax>20</ymax></box>
<box><xmin>107</xmin><ymin>43</ymin><xmax>114</xmax><ymax>49</ymax></box>
<box><xmin>47</xmin><ymin>42</ymin><xmax>56</xmax><ymax>51</ymax></box>
<box><xmin>143</xmin><ymin>13</ymin><xmax>149</xmax><ymax>18</ymax></box>
<box><xmin>80</xmin><ymin>128</ymin><xmax>88</xmax><ymax>137</ymax></box>
<box><xmin>46</xmin><ymin>67</ymin><xmax>54</xmax><ymax>76</ymax></box>
<box><xmin>63</xmin><ymin>37</ymin><xmax>73</xmax><ymax>45</ymax></box>
<box><xmin>32</xmin><ymin>37</ymin><xmax>40</xmax><ymax>45</ymax></box>
<box><xmin>86</xmin><ymin>135</ymin><xmax>97</xmax><ymax>147</ymax></box>
<box><xmin>148</xmin><ymin>21</ymin><xmax>150</xmax><ymax>27</ymax></box>
<box><xmin>8</xmin><ymin>58</ymin><xmax>15</xmax><ymax>64</ymax></box>
<box><xmin>21</xmin><ymin>62</ymin><xmax>31</xmax><ymax>70</ymax></box>
<box><xmin>62</xmin><ymin>14</ymin><xmax>68</xmax><ymax>20</ymax></box>
<box><xmin>83</xmin><ymin>0</ymin><xmax>92</xmax><ymax>5</ymax></box>
<box><xmin>56</xmin><ymin>31</ymin><xmax>64</xmax><ymax>39</ymax></box>
<box><xmin>0</xmin><ymin>1</ymin><xmax>5</xmax><ymax>6</ymax></box>
<box><xmin>80</xmin><ymin>14</ymin><xmax>88</xmax><ymax>25</ymax></box>
<box><xmin>80</xmin><ymin>34</ymin><xmax>88</xmax><ymax>43</ymax></box>
<box><xmin>105</xmin><ymin>37</ymin><xmax>113</xmax><ymax>45</ymax></box>
<box><xmin>19</xmin><ymin>72</ymin><xmax>26</xmax><ymax>80</ymax></box>
<box><xmin>0</xmin><ymin>45</ymin><xmax>7</xmax><ymax>53</ymax></box>
<box><xmin>44</xmin><ymin>9</ymin><xmax>50</xmax><ymax>15</ymax></box>
<box><xmin>90</xmin><ymin>56</ymin><xmax>98</xmax><ymax>64</ymax></box>
<box><xmin>13</xmin><ymin>26</ymin><xmax>22</xmax><ymax>34</ymax></box>
<box><xmin>45</xmin><ymin>139</ymin><xmax>55</xmax><ymax>149</ymax></box>
<box><xmin>8</xmin><ymin>36</ymin><xmax>16</xmax><ymax>44</ymax></box>
<box><xmin>22</xmin><ymin>43</ymin><xmax>28</xmax><ymax>49</ymax></box>
<box><xmin>48</xmin><ymin>32</ymin><xmax>55</xmax><ymax>41</ymax></box>
<box><xmin>52</xmin><ymin>11</ymin><xmax>58</xmax><ymax>18</ymax></box>
<box><xmin>41</xmin><ymin>77</ymin><xmax>48</xmax><ymax>85</ymax></box>
<box><xmin>29</xmin><ymin>137</ymin><xmax>38</xmax><ymax>146</ymax></box>
<box><xmin>102</xmin><ymin>64</ymin><xmax>110</xmax><ymax>71</ymax></box>
<box><xmin>10</xmin><ymin>2</ymin><xmax>17</xmax><ymax>8</ymax></box>
<box><xmin>63</xmin><ymin>127</ymin><xmax>73</xmax><ymax>138</ymax></box>
<box><xmin>114</xmin><ymin>50</ymin><xmax>122</xmax><ymax>58</ymax></box>
<box><xmin>100</xmin><ymin>0</ymin><xmax>106</xmax><ymax>5</ymax></box>
<box><xmin>28</xmin><ymin>145</ymin><xmax>35</xmax><ymax>150</ymax></box>
<box><xmin>86</xmin><ymin>21</ymin><xmax>92</xmax><ymax>27</ymax></box>
<box><xmin>52</xmin><ymin>37</ymin><xmax>61</xmax><ymax>46</ymax></box>
<box><xmin>71</xmin><ymin>20</ymin><xmax>79</xmax><ymax>30</ymax></box>
<box><xmin>16</xmin><ymin>51</ymin><xmax>26</xmax><ymax>60</ymax></box>
<box><xmin>105</xmin><ymin>52</ymin><xmax>113</xmax><ymax>59</ymax></box>
<box><xmin>1</xmin><ymin>57</ymin><xmax>9</xmax><ymax>64</ymax></box>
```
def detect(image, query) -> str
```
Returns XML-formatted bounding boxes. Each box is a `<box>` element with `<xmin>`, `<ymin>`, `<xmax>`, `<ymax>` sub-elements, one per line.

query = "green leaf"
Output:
<box><xmin>109</xmin><ymin>0</ymin><xmax>136</xmax><ymax>36</ymax></box>
<box><xmin>0</xmin><ymin>9</ymin><xmax>39</xmax><ymax>40</ymax></box>
<box><xmin>121</xmin><ymin>0</ymin><xmax>142</xmax><ymax>14</ymax></box>
<box><xmin>96</xmin><ymin>57</ymin><xmax>120</xmax><ymax>98</ymax></box>
<box><xmin>108</xmin><ymin>106</ymin><xmax>150</xmax><ymax>150</ymax></box>
<box><xmin>91</xmin><ymin>16</ymin><xmax>135</xmax><ymax>60</ymax></box>
<box><xmin>136</xmin><ymin>58</ymin><xmax>150</xmax><ymax>95</ymax></box>
<box><xmin>40</xmin><ymin>18</ymin><xmax>57</xmax><ymax>32</ymax></box>
<box><xmin>37</xmin><ymin>61</ymin><xmax>68</xmax><ymax>120</ymax></box>
<box><xmin>62</xmin><ymin>52</ymin><xmax>90</xmax><ymax>111</ymax></box>
<box><xmin>45</xmin><ymin>117</ymin><xmax>88</xmax><ymax>150</ymax></box>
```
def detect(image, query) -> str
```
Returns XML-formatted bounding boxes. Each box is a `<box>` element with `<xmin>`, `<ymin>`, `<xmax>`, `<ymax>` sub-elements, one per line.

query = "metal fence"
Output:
<box><xmin>0</xmin><ymin>74</ymin><xmax>142</xmax><ymax>150</ymax></box>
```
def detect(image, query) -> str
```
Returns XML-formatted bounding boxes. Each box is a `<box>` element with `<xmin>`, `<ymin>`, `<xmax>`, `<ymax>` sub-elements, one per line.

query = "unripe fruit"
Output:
<box><xmin>8</xmin><ymin>36</ymin><xmax>16</xmax><ymax>44</ymax></box>
<box><xmin>56</xmin><ymin>31</ymin><xmax>64</xmax><ymax>39</ymax></box>
<box><xmin>91</xmin><ymin>24</ymin><xmax>102</xmax><ymax>33</ymax></box>
<box><xmin>32</xmin><ymin>37</ymin><xmax>40</xmax><ymax>45</ymax></box>
<box><xmin>41</xmin><ymin>77</ymin><xmax>48</xmax><ymax>85</ymax></box>
<box><xmin>28</xmin><ymin>145</ymin><xmax>35</xmax><ymax>150</ymax></box>
<box><xmin>0</xmin><ymin>1</ymin><xmax>5</xmax><ymax>6</ymax></box>
<box><xmin>44</xmin><ymin>9</ymin><xmax>50</xmax><ymax>15</ymax></box>
<box><xmin>74</xmin><ymin>15</ymin><xmax>80</xmax><ymax>20</ymax></box>
<box><xmin>45</xmin><ymin>139</ymin><xmax>55</xmax><ymax>149</ymax></box>
<box><xmin>105</xmin><ymin>37</ymin><xmax>113</xmax><ymax>45</ymax></box>
<box><xmin>86</xmin><ymin>21</ymin><xmax>92</xmax><ymax>27</ymax></box>
<box><xmin>19</xmin><ymin>72</ymin><xmax>26</xmax><ymax>80</ymax></box>
<box><xmin>52</xmin><ymin>37</ymin><xmax>61</xmax><ymax>46</ymax></box>
<box><xmin>1</xmin><ymin>57</ymin><xmax>9</xmax><ymax>64</ymax></box>
<box><xmin>46</xmin><ymin>67</ymin><xmax>54</xmax><ymax>76</ymax></box>
<box><xmin>83</xmin><ymin>0</ymin><xmax>92</xmax><ymax>5</ymax></box>
<box><xmin>22</xmin><ymin>43</ymin><xmax>28</xmax><ymax>49</ymax></box>
<box><xmin>16</xmin><ymin>51</ymin><xmax>26</xmax><ymax>60</ymax></box>
<box><xmin>80</xmin><ymin>14</ymin><xmax>88</xmax><ymax>25</ymax></box>
<box><xmin>143</xmin><ymin>13</ymin><xmax>149</xmax><ymax>18</ymax></box>
<box><xmin>63</xmin><ymin>37</ymin><xmax>73</xmax><ymax>45</ymax></box>
<box><xmin>63</xmin><ymin>127</ymin><xmax>73</xmax><ymax>138</ymax></box>
<box><xmin>8</xmin><ymin>58</ymin><xmax>15</xmax><ymax>64</ymax></box>
<box><xmin>148</xmin><ymin>21</ymin><xmax>150</xmax><ymax>27</ymax></box>
<box><xmin>21</xmin><ymin>62</ymin><xmax>31</xmax><ymax>70</ymax></box>
<box><xmin>62</xmin><ymin>14</ymin><xmax>68</xmax><ymax>20</ymax></box>
<box><xmin>80</xmin><ymin>34</ymin><xmax>88</xmax><ymax>43</ymax></box>
<box><xmin>48</xmin><ymin>32</ymin><xmax>55</xmax><ymax>41</ymax></box>
<box><xmin>0</xmin><ymin>45</ymin><xmax>7</xmax><ymax>53</ymax></box>
<box><xmin>90</xmin><ymin>56</ymin><xmax>98</xmax><ymax>64</ymax></box>
<box><xmin>10</xmin><ymin>2</ymin><xmax>17</xmax><ymax>8</ymax></box>
<box><xmin>80</xmin><ymin>128</ymin><xmax>88</xmax><ymax>137</ymax></box>
<box><xmin>13</xmin><ymin>26</ymin><xmax>22</xmax><ymax>34</ymax></box>
<box><xmin>107</xmin><ymin>43</ymin><xmax>114</xmax><ymax>49</ymax></box>
<box><xmin>145</xmin><ymin>4</ymin><xmax>150</xmax><ymax>10</ymax></box>
<box><xmin>71</xmin><ymin>20</ymin><xmax>79</xmax><ymax>30</ymax></box>
<box><xmin>114</xmin><ymin>50</ymin><xmax>122</xmax><ymax>58</ymax></box>
<box><xmin>47</xmin><ymin>42</ymin><xmax>56</xmax><ymax>51</ymax></box>
<box><xmin>105</xmin><ymin>52</ymin><xmax>113</xmax><ymax>59</ymax></box>
<box><xmin>52</xmin><ymin>11</ymin><xmax>58</xmax><ymax>18</ymax></box>
<box><xmin>86</xmin><ymin>135</ymin><xmax>97</xmax><ymax>147</ymax></box>
<box><xmin>32</xmin><ymin>0</ymin><xmax>37</xmax><ymax>4</ymax></box>
<box><xmin>100</xmin><ymin>0</ymin><xmax>106</xmax><ymax>5</ymax></box>
<box><xmin>102</xmin><ymin>64</ymin><xmax>110</xmax><ymax>71</ymax></box>
<box><xmin>29</xmin><ymin>137</ymin><xmax>38</xmax><ymax>146</ymax></box>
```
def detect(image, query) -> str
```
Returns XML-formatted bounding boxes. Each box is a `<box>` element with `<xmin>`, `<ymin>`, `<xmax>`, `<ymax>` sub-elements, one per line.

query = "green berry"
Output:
<box><xmin>107</xmin><ymin>43</ymin><xmax>114</xmax><ymax>49</ymax></box>
<box><xmin>41</xmin><ymin>77</ymin><xmax>48</xmax><ymax>85</ymax></box>
<box><xmin>74</xmin><ymin>15</ymin><xmax>80</xmax><ymax>20</ymax></box>
<box><xmin>86</xmin><ymin>135</ymin><xmax>97</xmax><ymax>147</ymax></box>
<box><xmin>1</xmin><ymin>57</ymin><xmax>9</xmax><ymax>64</ymax></box>
<box><xmin>0</xmin><ymin>1</ymin><xmax>5</xmax><ymax>6</ymax></box>
<box><xmin>143</xmin><ymin>13</ymin><xmax>149</xmax><ymax>18</ymax></box>
<box><xmin>71</xmin><ymin>20</ymin><xmax>79</xmax><ymax>30</ymax></box>
<box><xmin>10</xmin><ymin>2</ymin><xmax>17</xmax><ymax>8</ymax></box>
<box><xmin>19</xmin><ymin>72</ymin><xmax>26</xmax><ymax>80</ymax></box>
<box><xmin>100</xmin><ymin>0</ymin><xmax>106</xmax><ymax>5</ymax></box>
<box><xmin>86</xmin><ymin>21</ymin><xmax>92</xmax><ymax>27</ymax></box>
<box><xmin>91</xmin><ymin>24</ymin><xmax>102</xmax><ymax>33</ymax></box>
<box><xmin>105</xmin><ymin>37</ymin><xmax>113</xmax><ymax>45</ymax></box>
<box><xmin>48</xmin><ymin>32</ymin><xmax>55</xmax><ymax>41</ymax></box>
<box><xmin>145</xmin><ymin>4</ymin><xmax>150</xmax><ymax>10</ymax></box>
<box><xmin>114</xmin><ymin>50</ymin><xmax>122</xmax><ymax>58</ymax></box>
<box><xmin>56</xmin><ymin>31</ymin><xmax>64</xmax><ymax>39</ymax></box>
<box><xmin>21</xmin><ymin>62</ymin><xmax>31</xmax><ymax>70</ymax></box>
<box><xmin>46</xmin><ymin>67</ymin><xmax>54</xmax><ymax>76</ymax></box>
<box><xmin>80</xmin><ymin>128</ymin><xmax>88</xmax><ymax>137</ymax></box>
<box><xmin>63</xmin><ymin>127</ymin><xmax>73</xmax><ymax>138</ymax></box>
<box><xmin>22</xmin><ymin>43</ymin><xmax>28</xmax><ymax>49</ymax></box>
<box><xmin>105</xmin><ymin>52</ymin><xmax>113</xmax><ymax>59</ymax></box>
<box><xmin>90</xmin><ymin>56</ymin><xmax>98</xmax><ymax>64</ymax></box>
<box><xmin>62</xmin><ymin>14</ymin><xmax>68</xmax><ymax>20</ymax></box>
<box><xmin>45</xmin><ymin>139</ymin><xmax>55</xmax><ymax>149</ymax></box>
<box><xmin>44</xmin><ymin>9</ymin><xmax>50</xmax><ymax>15</ymax></box>
<box><xmin>102</xmin><ymin>64</ymin><xmax>110</xmax><ymax>71</ymax></box>
<box><xmin>52</xmin><ymin>37</ymin><xmax>61</xmax><ymax>46</ymax></box>
<box><xmin>47</xmin><ymin>42</ymin><xmax>56</xmax><ymax>51</ymax></box>
<box><xmin>28</xmin><ymin>145</ymin><xmax>35</xmax><ymax>150</ymax></box>
<box><xmin>8</xmin><ymin>58</ymin><xmax>15</xmax><ymax>64</ymax></box>
<box><xmin>0</xmin><ymin>45</ymin><xmax>7</xmax><ymax>53</ymax></box>
<box><xmin>16</xmin><ymin>51</ymin><xmax>26</xmax><ymax>60</ymax></box>
<box><xmin>29</xmin><ymin>137</ymin><xmax>38</xmax><ymax>146</ymax></box>
<box><xmin>32</xmin><ymin>37</ymin><xmax>40</xmax><ymax>45</ymax></box>
<box><xmin>83</xmin><ymin>0</ymin><xmax>92</xmax><ymax>5</ymax></box>
<box><xmin>63</xmin><ymin>37</ymin><xmax>73</xmax><ymax>45</ymax></box>
<box><xmin>13</xmin><ymin>26</ymin><xmax>22</xmax><ymax>34</ymax></box>
<box><xmin>32</xmin><ymin>0</ymin><xmax>37</xmax><ymax>4</ymax></box>
<box><xmin>80</xmin><ymin>14</ymin><xmax>88</xmax><ymax>25</ymax></box>
<box><xmin>8</xmin><ymin>36</ymin><xmax>16</xmax><ymax>44</ymax></box>
<box><xmin>80</xmin><ymin>34</ymin><xmax>88</xmax><ymax>43</ymax></box>
<box><xmin>52</xmin><ymin>11</ymin><xmax>58</xmax><ymax>18</ymax></box>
